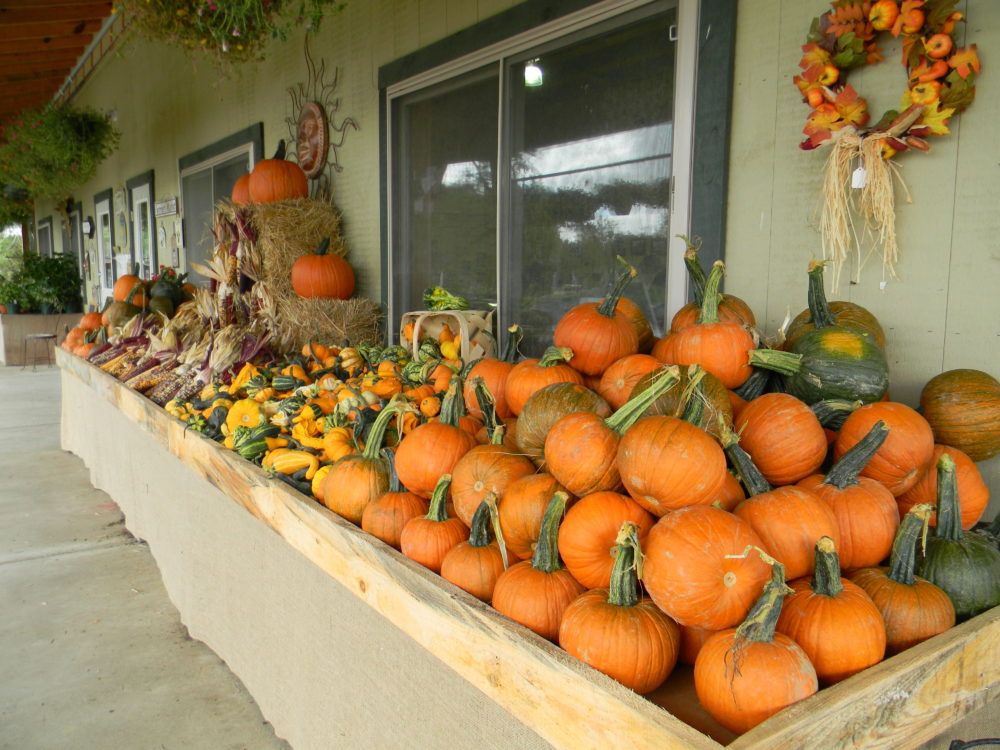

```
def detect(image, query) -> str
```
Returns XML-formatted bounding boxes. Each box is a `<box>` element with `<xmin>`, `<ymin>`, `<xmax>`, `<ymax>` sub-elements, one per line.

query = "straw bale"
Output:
<box><xmin>270</xmin><ymin>297</ymin><xmax>382</xmax><ymax>353</ymax></box>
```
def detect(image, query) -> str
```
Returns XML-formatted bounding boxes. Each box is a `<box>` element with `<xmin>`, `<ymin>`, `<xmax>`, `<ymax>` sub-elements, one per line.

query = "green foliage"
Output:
<box><xmin>0</xmin><ymin>251</ymin><xmax>83</xmax><ymax>312</ymax></box>
<box><xmin>0</xmin><ymin>188</ymin><xmax>33</xmax><ymax>231</ymax></box>
<box><xmin>0</xmin><ymin>105</ymin><xmax>120</xmax><ymax>203</ymax></box>
<box><xmin>115</xmin><ymin>0</ymin><xmax>346</xmax><ymax>68</ymax></box>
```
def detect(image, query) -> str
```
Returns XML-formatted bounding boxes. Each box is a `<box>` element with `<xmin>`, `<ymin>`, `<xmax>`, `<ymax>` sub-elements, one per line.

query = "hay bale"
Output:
<box><xmin>213</xmin><ymin>198</ymin><xmax>380</xmax><ymax>353</ymax></box>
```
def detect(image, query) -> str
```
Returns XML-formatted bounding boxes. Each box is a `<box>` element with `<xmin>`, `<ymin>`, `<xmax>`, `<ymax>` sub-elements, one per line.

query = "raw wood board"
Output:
<box><xmin>58</xmin><ymin>349</ymin><xmax>1000</xmax><ymax>749</ymax></box>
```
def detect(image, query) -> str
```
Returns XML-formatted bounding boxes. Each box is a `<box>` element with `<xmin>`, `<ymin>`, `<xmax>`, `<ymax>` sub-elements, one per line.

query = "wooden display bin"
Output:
<box><xmin>57</xmin><ymin>347</ymin><xmax>999</xmax><ymax>750</ymax></box>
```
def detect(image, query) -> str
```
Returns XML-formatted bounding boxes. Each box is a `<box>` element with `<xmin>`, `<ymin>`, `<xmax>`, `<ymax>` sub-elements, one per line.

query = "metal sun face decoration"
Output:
<box><xmin>285</xmin><ymin>36</ymin><xmax>359</xmax><ymax>194</ymax></box>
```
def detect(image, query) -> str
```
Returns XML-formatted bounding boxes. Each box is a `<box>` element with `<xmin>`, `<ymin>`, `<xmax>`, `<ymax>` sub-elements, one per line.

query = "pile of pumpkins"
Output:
<box><xmin>150</xmin><ymin>248</ymin><xmax>1000</xmax><ymax>734</ymax></box>
<box><xmin>60</xmin><ymin>267</ymin><xmax>195</xmax><ymax>357</ymax></box>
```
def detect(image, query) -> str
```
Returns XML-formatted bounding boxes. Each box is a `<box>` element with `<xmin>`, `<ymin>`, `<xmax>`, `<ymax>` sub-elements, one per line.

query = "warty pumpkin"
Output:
<box><xmin>492</xmin><ymin>492</ymin><xmax>586</xmax><ymax>642</ymax></box>
<box><xmin>694</xmin><ymin>557</ymin><xmax>818</xmax><ymax>734</ymax></box>
<box><xmin>776</xmin><ymin>536</ymin><xmax>887</xmax><ymax>685</ymax></box>
<box><xmin>558</xmin><ymin>522</ymin><xmax>680</xmax><ymax>694</ymax></box>
<box><xmin>553</xmin><ymin>256</ymin><xmax>639</xmax><ymax>376</ymax></box>
<box><xmin>850</xmin><ymin>504</ymin><xmax>956</xmax><ymax>655</ymax></box>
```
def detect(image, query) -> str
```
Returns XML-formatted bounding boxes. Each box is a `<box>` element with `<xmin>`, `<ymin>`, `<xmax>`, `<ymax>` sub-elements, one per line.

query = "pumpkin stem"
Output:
<box><xmin>439</xmin><ymin>376</ymin><xmax>465</xmax><ymax>427</ymax></box>
<box><xmin>489</xmin><ymin>424</ymin><xmax>506</xmax><ymax>445</ymax></box>
<box><xmin>501</xmin><ymin>324</ymin><xmax>523</xmax><ymax>363</ymax></box>
<box><xmin>720</xmin><ymin>421</ymin><xmax>773</xmax><ymax>497</ymax></box>
<box><xmin>811</xmin><ymin>398</ymin><xmax>861</xmax><ymax>430</ymax></box>
<box><xmin>486</xmin><ymin>492</ymin><xmax>509</xmax><ymax>570</ymax></box>
<box><xmin>747</xmin><ymin>347</ymin><xmax>802</xmax><ymax>376</ymax></box>
<box><xmin>933</xmin><ymin>453</ymin><xmax>962</xmax><ymax>542</ymax></box>
<box><xmin>314</xmin><ymin>237</ymin><xmax>331</xmax><ymax>256</ymax></box>
<box><xmin>473</xmin><ymin>377</ymin><xmax>499</xmax><ymax>436</ymax></box>
<box><xmin>538</xmin><ymin>346</ymin><xmax>575</xmax><ymax>368</ymax></box>
<box><xmin>605</xmin><ymin>365</ymin><xmax>681</xmax><ymax>435</ymax></box>
<box><xmin>381</xmin><ymin>447</ymin><xmax>402</xmax><ymax>492</ymax></box>
<box><xmin>272</xmin><ymin>139</ymin><xmax>287</xmax><ymax>160</ymax></box>
<box><xmin>810</xmin><ymin>536</ymin><xmax>844</xmax><ymax>597</ymax></box>
<box><xmin>596</xmin><ymin>256</ymin><xmax>637</xmax><ymax>318</ymax></box>
<box><xmin>678</xmin><ymin>365</ymin><xmax>709</xmax><ymax>428</ymax></box>
<box><xmin>531</xmin><ymin>492</ymin><xmax>569</xmax><ymax>574</ymax></box>
<box><xmin>607</xmin><ymin>521</ymin><xmax>643</xmax><ymax>608</ymax></box>
<box><xmin>361</xmin><ymin>396</ymin><xmax>403</xmax><ymax>460</ymax></box>
<box><xmin>805</xmin><ymin>261</ymin><xmax>837</xmax><ymax>330</ymax></box>
<box><xmin>734</xmin><ymin>554</ymin><xmax>792</xmax><ymax>644</ymax></box>
<box><xmin>887</xmin><ymin>504</ymin><xmax>933</xmax><ymax>586</ymax></box>
<box><xmin>697</xmin><ymin>261</ymin><xmax>725</xmax><ymax>325</ymax></box>
<box><xmin>823</xmin><ymin>420</ymin><xmax>888</xmax><ymax>489</ymax></box>
<box><xmin>425</xmin><ymin>474</ymin><xmax>453</xmax><ymax>523</ymax></box>
<box><xmin>678</xmin><ymin>234</ymin><xmax>707</xmax><ymax>306</ymax></box>
<box><xmin>468</xmin><ymin>495</ymin><xmax>496</xmax><ymax>548</ymax></box>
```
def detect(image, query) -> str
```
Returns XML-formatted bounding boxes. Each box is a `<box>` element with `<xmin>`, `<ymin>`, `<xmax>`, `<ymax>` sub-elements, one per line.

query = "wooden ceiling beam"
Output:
<box><xmin>0</xmin><ymin>3</ymin><xmax>112</xmax><ymax>25</ymax></box>
<box><xmin>0</xmin><ymin>19</ymin><xmax>104</xmax><ymax>42</ymax></box>
<box><xmin>0</xmin><ymin>50</ymin><xmax>81</xmax><ymax>66</ymax></box>
<box><xmin>0</xmin><ymin>67</ymin><xmax>74</xmax><ymax>85</ymax></box>
<box><xmin>0</xmin><ymin>57</ymin><xmax>79</xmax><ymax>76</ymax></box>
<box><xmin>0</xmin><ymin>75</ymin><xmax>65</xmax><ymax>98</ymax></box>
<box><xmin>0</xmin><ymin>37</ymin><xmax>89</xmax><ymax>54</ymax></box>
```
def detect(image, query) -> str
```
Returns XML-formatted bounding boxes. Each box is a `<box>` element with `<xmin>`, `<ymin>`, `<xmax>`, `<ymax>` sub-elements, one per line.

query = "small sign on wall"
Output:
<box><xmin>154</xmin><ymin>197</ymin><xmax>178</xmax><ymax>218</ymax></box>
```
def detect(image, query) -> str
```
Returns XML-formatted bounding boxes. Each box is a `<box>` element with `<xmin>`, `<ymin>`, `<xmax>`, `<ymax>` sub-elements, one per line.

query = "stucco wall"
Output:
<box><xmin>725</xmin><ymin>0</ymin><xmax>1000</xmax><ymax>501</ymax></box>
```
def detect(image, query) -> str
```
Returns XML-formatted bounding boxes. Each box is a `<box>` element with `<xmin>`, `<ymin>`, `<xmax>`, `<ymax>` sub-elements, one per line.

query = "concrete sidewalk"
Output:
<box><xmin>0</xmin><ymin>365</ymin><xmax>290</xmax><ymax>750</ymax></box>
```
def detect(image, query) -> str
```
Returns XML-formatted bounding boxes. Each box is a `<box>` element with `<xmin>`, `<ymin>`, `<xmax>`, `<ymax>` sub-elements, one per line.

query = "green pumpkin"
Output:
<box><xmin>378</xmin><ymin>345</ymin><xmax>410</xmax><ymax>365</ymax></box>
<box><xmin>272</xmin><ymin>375</ymin><xmax>305</xmax><ymax>392</ymax></box>
<box><xmin>147</xmin><ymin>295</ymin><xmax>175</xmax><ymax>318</ymax></box>
<box><xmin>782</xmin><ymin>327</ymin><xmax>889</xmax><ymax>405</ymax></box>
<box><xmin>916</xmin><ymin>454</ymin><xmax>1000</xmax><ymax>620</ymax></box>
<box><xmin>104</xmin><ymin>300</ymin><xmax>141</xmax><ymax>329</ymax></box>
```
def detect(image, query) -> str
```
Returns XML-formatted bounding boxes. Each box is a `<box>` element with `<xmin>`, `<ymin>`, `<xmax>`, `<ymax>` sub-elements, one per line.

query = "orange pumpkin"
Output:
<box><xmin>492</xmin><ymin>492</ymin><xmax>586</xmax><ymax>642</ymax></box>
<box><xmin>440</xmin><ymin>495</ymin><xmax>512</xmax><ymax>603</ymax></box>
<box><xmin>504</xmin><ymin>346</ymin><xmax>584</xmax><ymax>417</ymax></box>
<box><xmin>896</xmin><ymin>444</ymin><xmax>989</xmax><ymax>530</ymax></box>
<box><xmin>399</xmin><ymin>475</ymin><xmax>469</xmax><ymax>574</ymax></box>
<box><xmin>248</xmin><ymin>140</ymin><xmax>308</xmax><ymax>203</ymax></box>
<box><xmin>734</xmin><ymin>392</ymin><xmax>828</xmax><ymax>486</ymax></box>
<box><xmin>231</xmin><ymin>173</ymin><xmax>252</xmax><ymax>205</ymax></box>
<box><xmin>558</xmin><ymin>521</ymin><xmax>680</xmax><ymax>694</ymax></box>
<box><xmin>553</xmin><ymin>258</ymin><xmax>638</xmax><ymax>376</ymax></box>
<box><xmin>79</xmin><ymin>311</ymin><xmax>103</xmax><ymax>332</ymax></box>
<box><xmin>112</xmin><ymin>274</ymin><xmax>145</xmax><ymax>304</ymax></box>
<box><xmin>694</xmin><ymin>558</ymin><xmax>817</xmax><ymax>733</ymax></box>
<box><xmin>450</xmin><ymin>440</ymin><xmax>536</xmax><ymax>527</ymax></box>
<box><xmin>498</xmin><ymin>473</ymin><xmax>569</xmax><ymax>561</ymax></box>
<box><xmin>291</xmin><ymin>237</ymin><xmax>355</xmax><ymax>299</ymax></box>
<box><xmin>596</xmin><ymin>353</ymin><xmax>661</xmax><ymax>410</ymax></box>
<box><xmin>360</xmin><ymin>448</ymin><xmax>429</xmax><ymax>550</ymax></box>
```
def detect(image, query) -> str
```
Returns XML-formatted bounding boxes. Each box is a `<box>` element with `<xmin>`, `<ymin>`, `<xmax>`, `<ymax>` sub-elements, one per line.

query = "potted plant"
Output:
<box><xmin>0</xmin><ymin>273</ymin><xmax>27</xmax><ymax>314</ymax></box>
<box><xmin>22</xmin><ymin>252</ymin><xmax>83</xmax><ymax>313</ymax></box>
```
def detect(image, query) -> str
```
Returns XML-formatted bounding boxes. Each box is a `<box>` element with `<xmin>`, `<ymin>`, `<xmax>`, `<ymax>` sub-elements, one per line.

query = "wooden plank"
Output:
<box><xmin>0</xmin><ymin>37</ymin><xmax>88</xmax><ymax>54</ymax></box>
<box><xmin>0</xmin><ymin>59</ymin><xmax>77</xmax><ymax>78</ymax></box>
<box><xmin>56</xmin><ymin>349</ymin><xmax>721</xmax><ymax>750</ymax></box>
<box><xmin>732</xmin><ymin>607</ymin><xmax>1000</xmax><ymax>750</ymax></box>
<box><xmin>1</xmin><ymin>74</ymin><xmax>65</xmax><ymax>96</ymax></box>
<box><xmin>58</xmin><ymin>348</ymin><xmax>1000</xmax><ymax>749</ymax></box>
<box><xmin>0</xmin><ymin>50</ymin><xmax>80</xmax><ymax>67</ymax></box>
<box><xmin>0</xmin><ymin>3</ymin><xmax>112</xmax><ymax>24</ymax></box>
<box><xmin>0</xmin><ymin>19</ymin><xmax>103</xmax><ymax>42</ymax></box>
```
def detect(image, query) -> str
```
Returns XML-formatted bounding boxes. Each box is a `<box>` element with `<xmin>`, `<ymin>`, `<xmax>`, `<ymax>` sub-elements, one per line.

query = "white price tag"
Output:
<box><xmin>851</xmin><ymin>166</ymin><xmax>867</xmax><ymax>188</ymax></box>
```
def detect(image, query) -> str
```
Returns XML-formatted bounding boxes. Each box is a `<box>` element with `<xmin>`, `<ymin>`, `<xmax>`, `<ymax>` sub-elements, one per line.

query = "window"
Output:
<box><xmin>36</xmin><ymin>217</ymin><xmax>53</xmax><ymax>257</ymax></box>
<box><xmin>384</xmin><ymin>0</ymin><xmax>734</xmax><ymax>356</ymax></box>
<box><xmin>179</xmin><ymin>124</ymin><xmax>263</xmax><ymax>282</ymax></box>
<box><xmin>127</xmin><ymin>170</ymin><xmax>156</xmax><ymax>278</ymax></box>
<box><xmin>94</xmin><ymin>189</ymin><xmax>115</xmax><ymax>303</ymax></box>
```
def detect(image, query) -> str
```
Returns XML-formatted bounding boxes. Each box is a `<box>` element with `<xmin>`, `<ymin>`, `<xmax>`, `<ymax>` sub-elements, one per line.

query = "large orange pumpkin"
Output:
<box><xmin>734</xmin><ymin>392</ymin><xmax>828</xmax><ymax>486</ymax></box>
<box><xmin>643</xmin><ymin>505</ymin><xmax>771</xmax><ymax>630</ymax></box>
<box><xmin>248</xmin><ymin>140</ymin><xmax>309</xmax><ymax>203</ymax></box>
<box><xmin>291</xmin><ymin>237</ymin><xmax>355</xmax><ymax>299</ymax></box>
<box><xmin>553</xmin><ymin>258</ymin><xmax>639</xmax><ymax>376</ymax></box>
<box><xmin>231</xmin><ymin>173</ymin><xmax>252</xmax><ymax>205</ymax></box>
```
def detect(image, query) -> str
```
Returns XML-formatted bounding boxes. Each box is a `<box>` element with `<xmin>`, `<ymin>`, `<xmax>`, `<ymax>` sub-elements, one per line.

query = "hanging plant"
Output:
<box><xmin>793</xmin><ymin>0</ymin><xmax>981</xmax><ymax>287</ymax></box>
<box><xmin>114</xmin><ymin>0</ymin><xmax>346</xmax><ymax>68</ymax></box>
<box><xmin>0</xmin><ymin>106</ymin><xmax>120</xmax><ymax>203</ymax></box>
